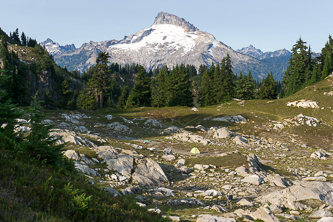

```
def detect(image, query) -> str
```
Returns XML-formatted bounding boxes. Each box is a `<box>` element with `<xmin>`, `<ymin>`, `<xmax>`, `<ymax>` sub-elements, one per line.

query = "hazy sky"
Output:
<box><xmin>1</xmin><ymin>0</ymin><xmax>332</xmax><ymax>53</ymax></box>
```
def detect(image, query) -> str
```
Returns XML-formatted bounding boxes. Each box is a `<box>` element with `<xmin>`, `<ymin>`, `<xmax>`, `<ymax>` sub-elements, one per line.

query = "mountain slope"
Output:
<box><xmin>43</xmin><ymin>12</ymin><xmax>284</xmax><ymax>80</ymax></box>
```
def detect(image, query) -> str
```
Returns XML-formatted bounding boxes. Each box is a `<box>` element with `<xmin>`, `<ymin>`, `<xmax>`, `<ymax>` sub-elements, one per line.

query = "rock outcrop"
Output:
<box><xmin>258</xmin><ymin>181</ymin><xmax>333</xmax><ymax>210</ymax></box>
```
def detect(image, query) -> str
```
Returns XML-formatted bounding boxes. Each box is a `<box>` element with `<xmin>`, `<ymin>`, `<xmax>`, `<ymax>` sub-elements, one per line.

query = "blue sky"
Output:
<box><xmin>1</xmin><ymin>0</ymin><xmax>332</xmax><ymax>53</ymax></box>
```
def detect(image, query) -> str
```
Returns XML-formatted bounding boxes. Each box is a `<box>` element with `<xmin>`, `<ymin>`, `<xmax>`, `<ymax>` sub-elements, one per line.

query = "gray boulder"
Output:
<box><xmin>105</xmin><ymin>155</ymin><xmax>134</xmax><ymax>178</ymax></box>
<box><xmin>212</xmin><ymin>127</ymin><xmax>233</xmax><ymax>139</ymax></box>
<box><xmin>132</xmin><ymin>158</ymin><xmax>169</xmax><ymax>186</ymax></box>
<box><xmin>104</xmin><ymin>187</ymin><xmax>121</xmax><ymax>197</ymax></box>
<box><xmin>162</xmin><ymin>154</ymin><xmax>176</xmax><ymax>161</ymax></box>
<box><xmin>235</xmin><ymin>166</ymin><xmax>249</xmax><ymax>177</ymax></box>
<box><xmin>242</xmin><ymin>174</ymin><xmax>264</xmax><ymax>185</ymax></box>
<box><xmin>164</xmin><ymin>147</ymin><xmax>173</xmax><ymax>155</ymax></box>
<box><xmin>96</xmin><ymin>146</ymin><xmax>119</xmax><ymax>160</ymax></box>
<box><xmin>258</xmin><ymin>181</ymin><xmax>333</xmax><ymax>210</ymax></box>
<box><xmin>270</xmin><ymin>204</ymin><xmax>283</xmax><ymax>213</ymax></box>
<box><xmin>233</xmin><ymin>135</ymin><xmax>248</xmax><ymax>145</ymax></box>
<box><xmin>63</xmin><ymin>150</ymin><xmax>79</xmax><ymax>160</ymax></box>
<box><xmin>309</xmin><ymin>209</ymin><xmax>333</xmax><ymax>219</ymax></box>
<box><xmin>250</xmin><ymin>206</ymin><xmax>281</xmax><ymax>222</ymax></box>
<box><xmin>211</xmin><ymin>205</ymin><xmax>229</xmax><ymax>213</ymax></box>
<box><xmin>121</xmin><ymin>186</ymin><xmax>143</xmax><ymax>195</ymax></box>
<box><xmin>266</xmin><ymin>174</ymin><xmax>289</xmax><ymax>187</ymax></box>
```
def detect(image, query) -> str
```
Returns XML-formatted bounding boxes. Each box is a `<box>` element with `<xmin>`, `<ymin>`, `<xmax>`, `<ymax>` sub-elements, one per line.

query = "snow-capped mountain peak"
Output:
<box><xmin>40</xmin><ymin>39</ymin><xmax>76</xmax><ymax>55</ymax></box>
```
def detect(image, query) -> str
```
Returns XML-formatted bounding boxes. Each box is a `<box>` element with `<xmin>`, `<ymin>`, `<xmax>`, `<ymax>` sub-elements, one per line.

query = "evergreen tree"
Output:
<box><xmin>308</xmin><ymin>62</ymin><xmax>321</xmax><ymax>85</ymax></box>
<box><xmin>9</xmin><ymin>66</ymin><xmax>27</xmax><ymax>105</ymax></box>
<box><xmin>235</xmin><ymin>72</ymin><xmax>246</xmax><ymax>99</ymax></box>
<box><xmin>168</xmin><ymin>64</ymin><xmax>193</xmax><ymax>107</ymax></box>
<box><xmin>198</xmin><ymin>64</ymin><xmax>208</xmax><ymax>75</ymax></box>
<box><xmin>27</xmin><ymin>37</ymin><xmax>37</xmax><ymax>47</ymax></box>
<box><xmin>12</xmin><ymin>28</ymin><xmax>20</xmax><ymax>43</ymax></box>
<box><xmin>320</xmin><ymin>35</ymin><xmax>333</xmax><ymax>79</ymax></box>
<box><xmin>0</xmin><ymin>72</ymin><xmax>25</xmax><ymax>151</ymax></box>
<box><xmin>213</xmin><ymin>63</ymin><xmax>224</xmax><ymax>103</ymax></box>
<box><xmin>21</xmin><ymin>32</ymin><xmax>27</xmax><ymax>46</ymax></box>
<box><xmin>88</xmin><ymin>52</ymin><xmax>110</xmax><ymax>108</ymax></box>
<box><xmin>77</xmin><ymin>87</ymin><xmax>96</xmax><ymax>110</ymax></box>
<box><xmin>0</xmin><ymin>35</ymin><xmax>10</xmax><ymax>70</ymax></box>
<box><xmin>22</xmin><ymin>93</ymin><xmax>70</xmax><ymax>167</ymax></box>
<box><xmin>61</xmin><ymin>79</ymin><xmax>71</xmax><ymax>108</ymax></box>
<box><xmin>259</xmin><ymin>72</ymin><xmax>278</xmax><ymax>99</ymax></box>
<box><xmin>283</xmin><ymin>38</ymin><xmax>311</xmax><ymax>96</ymax></box>
<box><xmin>221</xmin><ymin>54</ymin><xmax>235</xmax><ymax>101</ymax></box>
<box><xmin>130</xmin><ymin>65</ymin><xmax>151</xmax><ymax>107</ymax></box>
<box><xmin>244</xmin><ymin>71</ymin><xmax>257</xmax><ymax>99</ymax></box>
<box><xmin>117</xmin><ymin>86</ymin><xmax>129</xmax><ymax>109</ymax></box>
<box><xmin>43</xmin><ymin>89</ymin><xmax>53</xmax><ymax>108</ymax></box>
<box><xmin>108</xmin><ymin>74</ymin><xmax>121</xmax><ymax>107</ymax></box>
<box><xmin>198</xmin><ymin>63</ymin><xmax>215</xmax><ymax>106</ymax></box>
<box><xmin>152</xmin><ymin>66</ymin><xmax>169</xmax><ymax>107</ymax></box>
<box><xmin>67</xmin><ymin>90</ymin><xmax>78</xmax><ymax>110</ymax></box>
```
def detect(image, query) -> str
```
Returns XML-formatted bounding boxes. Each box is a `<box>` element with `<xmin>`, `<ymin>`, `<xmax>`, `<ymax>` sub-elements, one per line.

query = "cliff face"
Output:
<box><xmin>25</xmin><ymin>69</ymin><xmax>59</xmax><ymax>104</ymax></box>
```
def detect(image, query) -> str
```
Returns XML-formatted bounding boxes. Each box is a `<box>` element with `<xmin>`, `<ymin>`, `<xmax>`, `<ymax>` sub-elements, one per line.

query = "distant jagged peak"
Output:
<box><xmin>41</xmin><ymin>38</ymin><xmax>55</xmax><ymax>45</ymax></box>
<box><xmin>238</xmin><ymin>44</ymin><xmax>263</xmax><ymax>54</ymax></box>
<box><xmin>153</xmin><ymin>11</ymin><xmax>198</xmax><ymax>32</ymax></box>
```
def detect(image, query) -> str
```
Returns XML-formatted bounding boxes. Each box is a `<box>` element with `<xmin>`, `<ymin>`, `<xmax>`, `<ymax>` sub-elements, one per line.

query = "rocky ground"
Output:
<box><xmin>14</xmin><ymin>100</ymin><xmax>333</xmax><ymax>222</ymax></box>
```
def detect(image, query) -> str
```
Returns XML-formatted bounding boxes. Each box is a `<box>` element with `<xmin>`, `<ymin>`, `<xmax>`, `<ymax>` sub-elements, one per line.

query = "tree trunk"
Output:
<box><xmin>95</xmin><ymin>89</ymin><xmax>99</xmax><ymax>108</ymax></box>
<box><xmin>99</xmin><ymin>90</ymin><xmax>103</xmax><ymax>108</ymax></box>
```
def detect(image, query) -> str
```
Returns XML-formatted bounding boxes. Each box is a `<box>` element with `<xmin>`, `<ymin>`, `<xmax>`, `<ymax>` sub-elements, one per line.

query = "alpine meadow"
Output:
<box><xmin>1</xmin><ymin>10</ymin><xmax>333</xmax><ymax>222</ymax></box>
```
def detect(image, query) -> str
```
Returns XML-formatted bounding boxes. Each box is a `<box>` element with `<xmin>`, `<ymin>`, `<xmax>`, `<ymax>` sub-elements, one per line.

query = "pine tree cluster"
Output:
<box><xmin>282</xmin><ymin>36</ymin><xmax>333</xmax><ymax>97</ymax></box>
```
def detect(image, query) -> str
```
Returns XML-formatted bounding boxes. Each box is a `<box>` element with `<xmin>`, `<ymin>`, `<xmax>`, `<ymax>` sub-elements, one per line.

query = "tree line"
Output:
<box><xmin>282</xmin><ymin>36</ymin><xmax>333</xmax><ymax>97</ymax></box>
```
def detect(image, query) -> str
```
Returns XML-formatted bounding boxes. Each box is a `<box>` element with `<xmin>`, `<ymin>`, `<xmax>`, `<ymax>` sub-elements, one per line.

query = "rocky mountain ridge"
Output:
<box><xmin>42</xmin><ymin>12</ymin><xmax>288</xmax><ymax>80</ymax></box>
<box><xmin>237</xmin><ymin>44</ymin><xmax>291</xmax><ymax>60</ymax></box>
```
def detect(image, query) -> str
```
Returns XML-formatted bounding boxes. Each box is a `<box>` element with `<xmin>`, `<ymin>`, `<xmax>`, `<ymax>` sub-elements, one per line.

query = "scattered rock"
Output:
<box><xmin>144</xmin><ymin>119</ymin><xmax>164</xmax><ymax>128</ymax></box>
<box><xmin>285</xmin><ymin>114</ymin><xmax>321</xmax><ymax>127</ymax></box>
<box><xmin>50</xmin><ymin>129</ymin><xmax>96</xmax><ymax>148</ymax></box>
<box><xmin>311</xmin><ymin>151</ymin><xmax>328</xmax><ymax>159</ymax></box>
<box><xmin>107</xmin><ymin>122</ymin><xmax>133</xmax><ymax>134</ymax></box>
<box><xmin>287</xmin><ymin>100</ymin><xmax>319</xmax><ymax>108</ymax></box>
